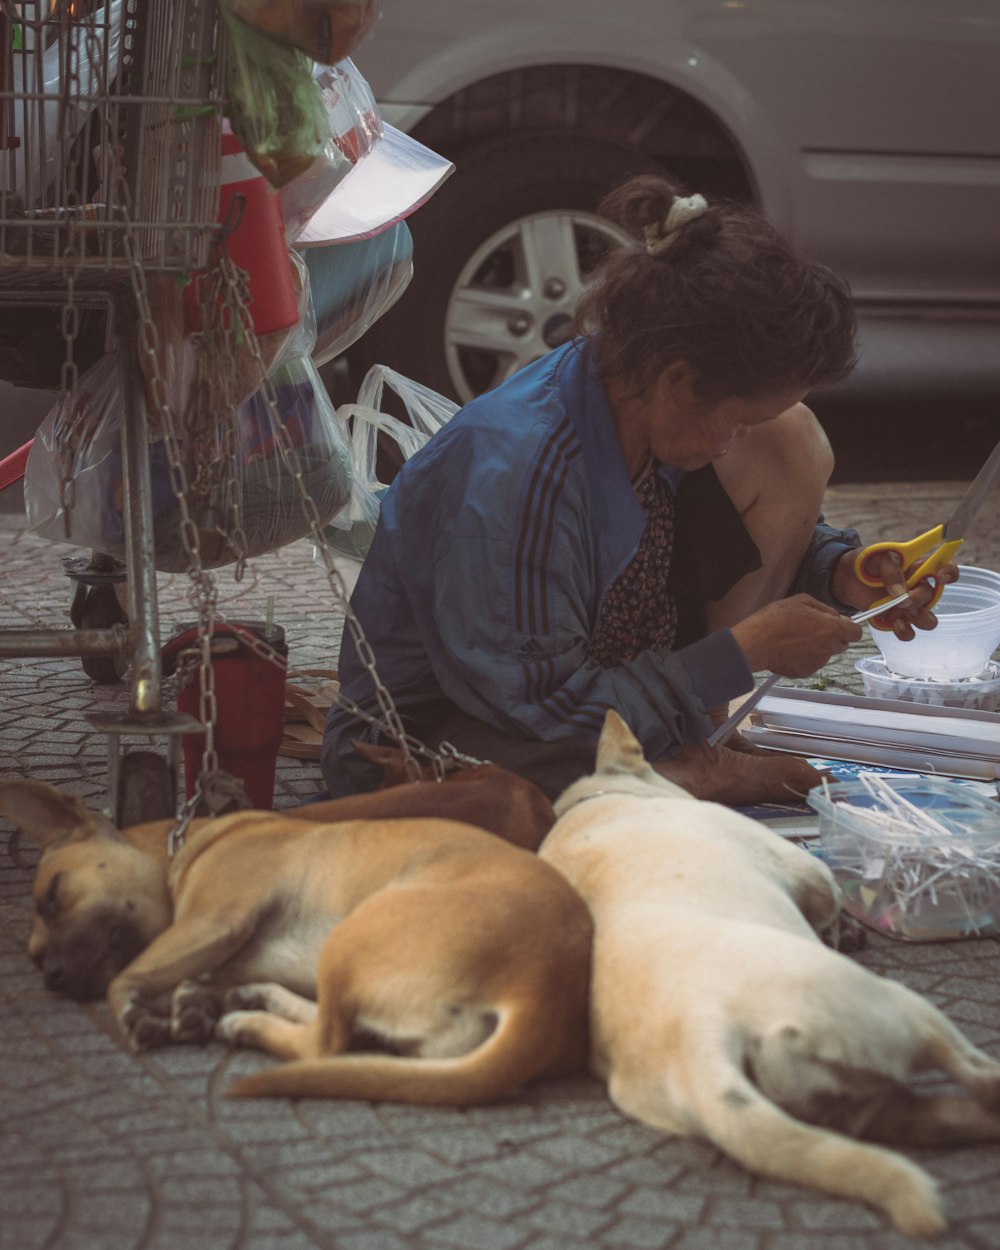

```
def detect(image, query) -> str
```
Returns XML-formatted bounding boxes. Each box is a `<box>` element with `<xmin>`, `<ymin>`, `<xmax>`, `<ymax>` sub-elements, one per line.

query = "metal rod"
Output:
<box><xmin>116</xmin><ymin>304</ymin><xmax>162</xmax><ymax>714</ymax></box>
<box><xmin>0</xmin><ymin>628</ymin><xmax>125</xmax><ymax>658</ymax></box>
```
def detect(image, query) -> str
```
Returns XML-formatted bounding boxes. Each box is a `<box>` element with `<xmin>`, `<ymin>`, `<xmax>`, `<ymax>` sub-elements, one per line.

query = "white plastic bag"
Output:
<box><xmin>25</xmin><ymin>350</ymin><xmax>353</xmax><ymax>571</ymax></box>
<box><xmin>321</xmin><ymin>365</ymin><xmax>458</xmax><ymax>559</ymax></box>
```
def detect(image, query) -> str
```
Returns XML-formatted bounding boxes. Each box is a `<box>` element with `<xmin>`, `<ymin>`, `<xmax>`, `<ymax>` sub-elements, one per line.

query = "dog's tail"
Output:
<box><xmin>225</xmin><ymin>997</ymin><xmax>566</xmax><ymax>1105</ymax></box>
<box><xmin>657</xmin><ymin>1048</ymin><xmax>945</xmax><ymax>1238</ymax></box>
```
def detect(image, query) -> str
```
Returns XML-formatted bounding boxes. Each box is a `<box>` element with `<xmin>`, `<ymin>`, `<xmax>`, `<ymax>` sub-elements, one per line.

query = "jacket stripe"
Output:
<box><xmin>513</xmin><ymin>419</ymin><xmax>579</xmax><ymax>637</ymax></box>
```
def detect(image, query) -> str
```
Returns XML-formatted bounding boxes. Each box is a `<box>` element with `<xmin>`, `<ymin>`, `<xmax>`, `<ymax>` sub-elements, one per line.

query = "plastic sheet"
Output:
<box><xmin>301</xmin><ymin>220</ymin><xmax>413</xmax><ymax>366</ymax></box>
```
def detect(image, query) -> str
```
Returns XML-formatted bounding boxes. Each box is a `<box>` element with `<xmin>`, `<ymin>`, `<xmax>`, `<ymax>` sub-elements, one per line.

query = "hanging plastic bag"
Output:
<box><xmin>219</xmin><ymin>0</ymin><xmax>328</xmax><ymax>188</ymax></box>
<box><xmin>230</xmin><ymin>0</ymin><xmax>379</xmax><ymax>66</ymax></box>
<box><xmin>280</xmin><ymin>59</ymin><xmax>383</xmax><ymax>242</ymax></box>
<box><xmin>295</xmin><ymin>124</ymin><xmax>454</xmax><ymax>245</ymax></box>
<box><xmin>24</xmin><ymin>348</ymin><xmax>352</xmax><ymax>571</ymax></box>
<box><xmin>319</xmin><ymin>365</ymin><xmax>458</xmax><ymax>560</ymax></box>
<box><xmin>300</xmin><ymin>220</ymin><xmax>413</xmax><ymax>366</ymax></box>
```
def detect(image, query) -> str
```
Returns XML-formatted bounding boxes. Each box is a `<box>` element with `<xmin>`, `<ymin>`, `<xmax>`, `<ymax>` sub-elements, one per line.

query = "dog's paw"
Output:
<box><xmin>171</xmin><ymin>981</ymin><xmax>222</xmax><ymax>1044</ymax></box>
<box><xmin>884</xmin><ymin>1164</ymin><xmax>945</xmax><ymax>1238</ymax></box>
<box><xmin>222</xmin><ymin>985</ymin><xmax>270</xmax><ymax>1014</ymax></box>
<box><xmin>120</xmin><ymin>998</ymin><xmax>172</xmax><ymax>1051</ymax></box>
<box><xmin>215</xmin><ymin>1009</ymin><xmax>259</xmax><ymax>1049</ymax></box>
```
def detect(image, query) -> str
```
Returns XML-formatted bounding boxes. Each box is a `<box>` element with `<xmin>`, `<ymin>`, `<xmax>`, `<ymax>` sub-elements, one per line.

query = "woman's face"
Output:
<box><xmin>647</xmin><ymin>374</ymin><xmax>808</xmax><ymax>471</ymax></box>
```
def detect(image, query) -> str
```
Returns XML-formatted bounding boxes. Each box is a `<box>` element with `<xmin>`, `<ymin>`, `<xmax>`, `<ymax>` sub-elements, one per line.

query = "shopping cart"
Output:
<box><xmin>0</xmin><ymin>0</ymin><xmax>225</xmax><ymax>822</ymax></box>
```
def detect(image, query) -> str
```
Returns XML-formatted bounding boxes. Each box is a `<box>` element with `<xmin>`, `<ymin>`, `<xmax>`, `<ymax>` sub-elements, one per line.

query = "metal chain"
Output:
<box><xmin>206</xmin><ymin>250</ymin><xmax>429</xmax><ymax>783</ymax></box>
<box><xmin>73</xmin><ymin>5</ymin><xmax>470</xmax><ymax>814</ymax></box>
<box><xmin>73</xmin><ymin>11</ymin><xmax>240</xmax><ymax>842</ymax></box>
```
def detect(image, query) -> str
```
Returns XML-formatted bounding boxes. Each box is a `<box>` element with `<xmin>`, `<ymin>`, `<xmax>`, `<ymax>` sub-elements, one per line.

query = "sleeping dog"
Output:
<box><xmin>1</xmin><ymin>779</ymin><xmax>591</xmax><ymax>1103</ymax></box>
<box><xmin>539</xmin><ymin>710</ymin><xmax>1000</xmax><ymax>1236</ymax></box>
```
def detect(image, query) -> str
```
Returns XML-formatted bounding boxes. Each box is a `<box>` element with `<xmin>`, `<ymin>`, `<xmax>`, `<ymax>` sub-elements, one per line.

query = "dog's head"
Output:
<box><xmin>553</xmin><ymin>711</ymin><xmax>694</xmax><ymax>817</ymax></box>
<box><xmin>0</xmin><ymin>780</ymin><xmax>172</xmax><ymax>1001</ymax></box>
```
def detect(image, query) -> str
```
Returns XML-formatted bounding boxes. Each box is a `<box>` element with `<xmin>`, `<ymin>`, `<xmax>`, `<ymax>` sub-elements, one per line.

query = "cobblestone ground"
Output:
<box><xmin>2</xmin><ymin>480</ymin><xmax>1000</xmax><ymax>1250</ymax></box>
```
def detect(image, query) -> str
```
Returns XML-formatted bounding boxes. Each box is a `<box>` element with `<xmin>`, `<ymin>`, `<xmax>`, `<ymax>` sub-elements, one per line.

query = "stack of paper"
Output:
<box><xmin>743</xmin><ymin>686</ymin><xmax>1000</xmax><ymax>782</ymax></box>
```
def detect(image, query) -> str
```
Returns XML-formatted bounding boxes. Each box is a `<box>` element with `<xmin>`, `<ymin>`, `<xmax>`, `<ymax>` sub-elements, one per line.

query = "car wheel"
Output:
<box><xmin>351</xmin><ymin>133</ymin><xmax>659</xmax><ymax>403</ymax></box>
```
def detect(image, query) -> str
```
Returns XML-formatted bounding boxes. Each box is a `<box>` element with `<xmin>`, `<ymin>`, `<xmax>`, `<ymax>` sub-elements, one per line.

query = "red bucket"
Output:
<box><xmin>162</xmin><ymin>621</ymin><xmax>288</xmax><ymax>810</ymax></box>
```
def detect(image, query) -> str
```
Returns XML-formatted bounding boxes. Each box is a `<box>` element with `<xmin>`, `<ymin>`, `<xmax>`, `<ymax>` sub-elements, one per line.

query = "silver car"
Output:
<box><xmin>353</xmin><ymin>0</ymin><xmax>1000</xmax><ymax>408</ymax></box>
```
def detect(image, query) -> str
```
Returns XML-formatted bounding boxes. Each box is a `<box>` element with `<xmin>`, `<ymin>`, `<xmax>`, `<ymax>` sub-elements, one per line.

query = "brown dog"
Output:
<box><xmin>1</xmin><ymin>779</ymin><xmax>590</xmax><ymax>1104</ymax></box>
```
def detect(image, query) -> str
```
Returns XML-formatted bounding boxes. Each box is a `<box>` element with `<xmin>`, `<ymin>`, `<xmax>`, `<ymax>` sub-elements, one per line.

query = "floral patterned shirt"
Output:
<box><xmin>589</xmin><ymin>461</ymin><xmax>678</xmax><ymax>666</ymax></box>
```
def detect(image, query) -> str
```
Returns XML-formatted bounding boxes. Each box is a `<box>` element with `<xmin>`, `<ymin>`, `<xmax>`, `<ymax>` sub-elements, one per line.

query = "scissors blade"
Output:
<box><xmin>850</xmin><ymin>589</ymin><xmax>913</xmax><ymax>625</ymax></box>
<box><xmin>942</xmin><ymin>432</ymin><xmax>1000</xmax><ymax>540</ymax></box>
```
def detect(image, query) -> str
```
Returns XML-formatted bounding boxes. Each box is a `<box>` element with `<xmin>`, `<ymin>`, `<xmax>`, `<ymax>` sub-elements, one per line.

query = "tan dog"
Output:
<box><xmin>539</xmin><ymin>711</ymin><xmax>1000</xmax><ymax>1237</ymax></box>
<box><xmin>1</xmin><ymin>779</ymin><xmax>591</xmax><ymax>1103</ymax></box>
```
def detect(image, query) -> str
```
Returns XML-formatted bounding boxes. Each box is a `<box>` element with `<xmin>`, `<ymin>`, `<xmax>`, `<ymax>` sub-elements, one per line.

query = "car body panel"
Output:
<box><xmin>363</xmin><ymin>0</ymin><xmax>1000</xmax><ymax>304</ymax></box>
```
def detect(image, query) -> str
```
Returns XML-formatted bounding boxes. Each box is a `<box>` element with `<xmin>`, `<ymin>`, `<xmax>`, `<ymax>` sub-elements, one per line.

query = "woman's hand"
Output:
<box><xmin>830</xmin><ymin>549</ymin><xmax>959</xmax><ymax>640</ymax></box>
<box><xmin>729</xmin><ymin>594</ymin><xmax>862</xmax><ymax>677</ymax></box>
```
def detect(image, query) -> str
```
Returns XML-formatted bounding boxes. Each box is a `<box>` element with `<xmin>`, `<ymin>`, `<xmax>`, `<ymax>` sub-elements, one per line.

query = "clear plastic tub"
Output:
<box><xmin>855</xmin><ymin>656</ymin><xmax>1000</xmax><ymax>712</ymax></box>
<box><xmin>872</xmin><ymin>565</ymin><xmax>1000</xmax><ymax>679</ymax></box>
<box><xmin>809</xmin><ymin>776</ymin><xmax>1000</xmax><ymax>941</ymax></box>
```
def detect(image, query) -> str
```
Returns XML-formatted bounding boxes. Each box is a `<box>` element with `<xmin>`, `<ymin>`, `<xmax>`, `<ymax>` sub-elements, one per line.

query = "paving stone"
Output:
<box><xmin>424</xmin><ymin>1212</ymin><xmax>529</xmax><ymax>1250</ymax></box>
<box><xmin>598</xmin><ymin>1215</ymin><xmax>678</xmax><ymax>1250</ymax></box>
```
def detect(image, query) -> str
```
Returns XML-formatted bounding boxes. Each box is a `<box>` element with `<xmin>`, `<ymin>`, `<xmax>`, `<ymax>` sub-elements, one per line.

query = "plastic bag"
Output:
<box><xmin>231</xmin><ymin>0</ymin><xmax>378</xmax><ymax>66</ymax></box>
<box><xmin>295</xmin><ymin>124</ymin><xmax>454</xmax><ymax>245</ymax></box>
<box><xmin>25</xmin><ymin>349</ymin><xmax>352</xmax><ymax>572</ymax></box>
<box><xmin>301</xmin><ymin>220</ymin><xmax>413</xmax><ymax>366</ymax></box>
<box><xmin>219</xmin><ymin>0</ymin><xmax>328</xmax><ymax>187</ymax></box>
<box><xmin>320</xmin><ymin>365</ymin><xmax>457</xmax><ymax>560</ymax></box>
<box><xmin>280</xmin><ymin>60</ymin><xmax>383</xmax><ymax>242</ymax></box>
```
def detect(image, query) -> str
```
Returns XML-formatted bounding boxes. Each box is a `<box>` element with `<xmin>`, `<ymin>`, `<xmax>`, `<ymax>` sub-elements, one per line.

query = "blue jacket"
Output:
<box><xmin>322</xmin><ymin>342</ymin><xmax>860</xmax><ymax>793</ymax></box>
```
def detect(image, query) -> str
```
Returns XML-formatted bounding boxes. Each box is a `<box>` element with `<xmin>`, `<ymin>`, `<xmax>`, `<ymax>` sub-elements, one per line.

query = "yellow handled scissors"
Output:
<box><xmin>852</xmin><ymin>525</ymin><xmax>964</xmax><ymax>631</ymax></box>
<box><xmin>851</xmin><ymin>431</ymin><xmax>1000</xmax><ymax>630</ymax></box>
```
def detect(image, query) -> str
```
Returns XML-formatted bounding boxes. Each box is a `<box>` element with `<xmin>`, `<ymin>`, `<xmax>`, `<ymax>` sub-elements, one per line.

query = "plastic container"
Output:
<box><xmin>809</xmin><ymin>776</ymin><xmax>1000</xmax><ymax>941</ymax></box>
<box><xmin>871</xmin><ymin>565</ymin><xmax>1000</xmax><ymax>680</ymax></box>
<box><xmin>855</xmin><ymin>656</ymin><xmax>1000</xmax><ymax>712</ymax></box>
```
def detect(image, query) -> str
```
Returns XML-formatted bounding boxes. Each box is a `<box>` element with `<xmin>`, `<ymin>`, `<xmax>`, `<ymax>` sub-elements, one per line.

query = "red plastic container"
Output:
<box><xmin>163</xmin><ymin>621</ymin><xmax>288</xmax><ymax>810</ymax></box>
<box><xmin>185</xmin><ymin>126</ymin><xmax>299</xmax><ymax>337</ymax></box>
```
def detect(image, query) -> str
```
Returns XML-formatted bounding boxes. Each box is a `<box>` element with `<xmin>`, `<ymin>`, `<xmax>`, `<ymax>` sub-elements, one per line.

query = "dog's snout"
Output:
<box><xmin>43</xmin><ymin>959</ymin><xmax>67</xmax><ymax>992</ymax></box>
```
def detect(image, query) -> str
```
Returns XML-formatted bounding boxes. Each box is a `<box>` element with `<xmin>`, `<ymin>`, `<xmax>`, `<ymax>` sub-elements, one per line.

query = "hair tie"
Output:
<box><xmin>644</xmin><ymin>193</ymin><xmax>709</xmax><ymax>256</ymax></box>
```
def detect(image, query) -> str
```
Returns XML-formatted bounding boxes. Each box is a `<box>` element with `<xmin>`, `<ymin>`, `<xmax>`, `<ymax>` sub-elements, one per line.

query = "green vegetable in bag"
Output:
<box><xmin>220</xmin><ymin>0</ymin><xmax>328</xmax><ymax>187</ymax></box>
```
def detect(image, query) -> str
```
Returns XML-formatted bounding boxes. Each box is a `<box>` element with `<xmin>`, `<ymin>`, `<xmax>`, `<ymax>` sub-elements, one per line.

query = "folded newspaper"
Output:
<box><xmin>742</xmin><ymin>686</ymin><xmax>1000</xmax><ymax>782</ymax></box>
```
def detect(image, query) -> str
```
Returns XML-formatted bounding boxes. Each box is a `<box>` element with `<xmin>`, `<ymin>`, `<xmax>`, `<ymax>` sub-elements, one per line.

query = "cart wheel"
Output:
<box><xmin>77</xmin><ymin>582</ymin><xmax>129</xmax><ymax>684</ymax></box>
<box><xmin>116</xmin><ymin>751</ymin><xmax>176</xmax><ymax>828</ymax></box>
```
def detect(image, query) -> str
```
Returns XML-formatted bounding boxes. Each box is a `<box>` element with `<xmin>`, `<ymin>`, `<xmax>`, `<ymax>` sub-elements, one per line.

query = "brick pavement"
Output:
<box><xmin>2</xmin><ymin>481</ymin><xmax>1000</xmax><ymax>1250</ymax></box>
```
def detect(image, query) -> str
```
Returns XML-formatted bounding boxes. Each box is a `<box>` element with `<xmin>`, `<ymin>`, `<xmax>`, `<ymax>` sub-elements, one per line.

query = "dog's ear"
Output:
<box><xmin>0</xmin><ymin>780</ymin><xmax>122</xmax><ymax>850</ymax></box>
<box><xmin>595</xmin><ymin>710</ymin><xmax>650</xmax><ymax>777</ymax></box>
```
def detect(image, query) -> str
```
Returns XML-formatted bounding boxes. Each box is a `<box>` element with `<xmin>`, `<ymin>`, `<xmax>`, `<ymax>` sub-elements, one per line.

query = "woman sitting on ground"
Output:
<box><xmin>321</xmin><ymin>174</ymin><xmax>953</xmax><ymax>805</ymax></box>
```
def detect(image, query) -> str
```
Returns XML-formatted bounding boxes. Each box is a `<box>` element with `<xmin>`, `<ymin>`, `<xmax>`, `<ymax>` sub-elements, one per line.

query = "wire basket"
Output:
<box><xmin>0</xmin><ymin>0</ymin><xmax>224</xmax><ymax>286</ymax></box>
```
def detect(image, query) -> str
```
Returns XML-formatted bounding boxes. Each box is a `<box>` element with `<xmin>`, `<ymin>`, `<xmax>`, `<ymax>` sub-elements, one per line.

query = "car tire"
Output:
<box><xmin>350</xmin><ymin>132</ymin><xmax>661</xmax><ymax>403</ymax></box>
